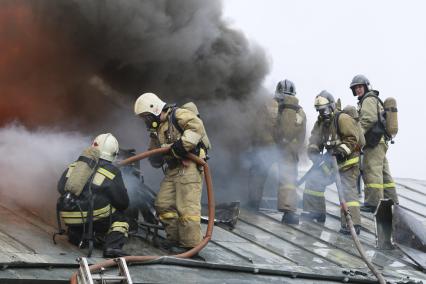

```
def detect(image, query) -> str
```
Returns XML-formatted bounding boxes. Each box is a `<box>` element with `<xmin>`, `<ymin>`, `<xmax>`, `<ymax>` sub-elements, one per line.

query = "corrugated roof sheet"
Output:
<box><xmin>0</xmin><ymin>177</ymin><xmax>425</xmax><ymax>283</ymax></box>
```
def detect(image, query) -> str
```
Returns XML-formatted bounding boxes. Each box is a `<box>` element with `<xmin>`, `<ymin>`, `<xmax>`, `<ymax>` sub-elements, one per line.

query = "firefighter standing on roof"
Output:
<box><xmin>302</xmin><ymin>91</ymin><xmax>363</xmax><ymax>234</ymax></box>
<box><xmin>134</xmin><ymin>92</ymin><xmax>209</xmax><ymax>253</ymax></box>
<box><xmin>57</xmin><ymin>133</ymin><xmax>130</xmax><ymax>258</ymax></box>
<box><xmin>350</xmin><ymin>75</ymin><xmax>399</xmax><ymax>212</ymax></box>
<box><xmin>248</xmin><ymin>79</ymin><xmax>306</xmax><ymax>224</ymax></box>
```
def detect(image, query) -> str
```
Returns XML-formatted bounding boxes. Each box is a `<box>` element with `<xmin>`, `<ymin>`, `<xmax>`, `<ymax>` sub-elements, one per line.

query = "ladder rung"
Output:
<box><xmin>77</xmin><ymin>257</ymin><xmax>133</xmax><ymax>284</ymax></box>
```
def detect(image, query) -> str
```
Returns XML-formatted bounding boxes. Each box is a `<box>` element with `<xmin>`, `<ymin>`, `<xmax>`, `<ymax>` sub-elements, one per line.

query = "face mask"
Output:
<box><xmin>141</xmin><ymin>113</ymin><xmax>160</xmax><ymax>130</ymax></box>
<box><xmin>317</xmin><ymin>106</ymin><xmax>333</xmax><ymax>122</ymax></box>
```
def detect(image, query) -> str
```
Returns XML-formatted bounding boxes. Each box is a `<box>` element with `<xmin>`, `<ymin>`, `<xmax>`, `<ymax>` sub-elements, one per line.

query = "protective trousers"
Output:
<box><xmin>363</xmin><ymin>143</ymin><xmax>399</xmax><ymax>207</ymax></box>
<box><xmin>248</xmin><ymin>147</ymin><xmax>298</xmax><ymax>212</ymax></box>
<box><xmin>277</xmin><ymin>149</ymin><xmax>298</xmax><ymax>212</ymax></box>
<box><xmin>67</xmin><ymin>210</ymin><xmax>129</xmax><ymax>250</ymax></box>
<box><xmin>248</xmin><ymin>151</ymin><xmax>269</xmax><ymax>210</ymax></box>
<box><xmin>303</xmin><ymin>162</ymin><xmax>361</xmax><ymax>226</ymax></box>
<box><xmin>155</xmin><ymin>162</ymin><xmax>202</xmax><ymax>248</ymax></box>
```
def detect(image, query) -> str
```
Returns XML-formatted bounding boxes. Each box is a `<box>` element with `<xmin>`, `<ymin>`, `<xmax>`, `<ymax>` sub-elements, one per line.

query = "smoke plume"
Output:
<box><xmin>0</xmin><ymin>0</ymin><xmax>270</xmax><ymax>222</ymax></box>
<box><xmin>0</xmin><ymin>124</ymin><xmax>89</xmax><ymax>223</ymax></box>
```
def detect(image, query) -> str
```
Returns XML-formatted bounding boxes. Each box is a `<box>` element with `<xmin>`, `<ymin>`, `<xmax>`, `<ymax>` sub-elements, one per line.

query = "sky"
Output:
<box><xmin>223</xmin><ymin>0</ymin><xmax>426</xmax><ymax>179</ymax></box>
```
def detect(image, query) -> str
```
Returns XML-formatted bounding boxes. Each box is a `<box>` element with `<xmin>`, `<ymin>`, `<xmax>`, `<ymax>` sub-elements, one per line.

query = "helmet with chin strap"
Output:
<box><xmin>134</xmin><ymin>92</ymin><xmax>167</xmax><ymax>129</ymax></box>
<box><xmin>350</xmin><ymin>74</ymin><xmax>371</xmax><ymax>96</ymax></box>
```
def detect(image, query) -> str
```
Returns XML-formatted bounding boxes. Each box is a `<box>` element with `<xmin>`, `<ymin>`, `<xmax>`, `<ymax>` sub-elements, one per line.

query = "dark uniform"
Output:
<box><xmin>57</xmin><ymin>159</ymin><xmax>129</xmax><ymax>256</ymax></box>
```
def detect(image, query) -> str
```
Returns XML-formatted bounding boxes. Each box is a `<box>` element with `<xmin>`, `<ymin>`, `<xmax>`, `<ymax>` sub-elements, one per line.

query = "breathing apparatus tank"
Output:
<box><xmin>383</xmin><ymin>97</ymin><xmax>398</xmax><ymax>138</ymax></box>
<box><xmin>64</xmin><ymin>147</ymin><xmax>100</xmax><ymax>197</ymax></box>
<box><xmin>275</xmin><ymin>95</ymin><xmax>304</xmax><ymax>143</ymax></box>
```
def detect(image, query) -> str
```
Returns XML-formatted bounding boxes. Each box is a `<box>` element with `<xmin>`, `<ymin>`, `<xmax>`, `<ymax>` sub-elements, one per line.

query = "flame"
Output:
<box><xmin>0</xmin><ymin>1</ymin><xmax>92</xmax><ymax>127</ymax></box>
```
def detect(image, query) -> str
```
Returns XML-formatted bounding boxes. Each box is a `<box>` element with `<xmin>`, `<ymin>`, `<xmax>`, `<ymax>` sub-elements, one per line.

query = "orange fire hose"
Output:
<box><xmin>70</xmin><ymin>147</ymin><xmax>215</xmax><ymax>284</ymax></box>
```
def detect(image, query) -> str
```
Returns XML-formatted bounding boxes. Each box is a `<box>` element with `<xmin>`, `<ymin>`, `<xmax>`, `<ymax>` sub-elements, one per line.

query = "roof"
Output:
<box><xmin>0</xmin><ymin>177</ymin><xmax>425</xmax><ymax>283</ymax></box>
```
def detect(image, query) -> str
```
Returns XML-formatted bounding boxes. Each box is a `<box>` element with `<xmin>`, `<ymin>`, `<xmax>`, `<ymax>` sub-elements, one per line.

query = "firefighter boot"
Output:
<box><xmin>360</xmin><ymin>204</ymin><xmax>376</xmax><ymax>213</ymax></box>
<box><xmin>339</xmin><ymin>224</ymin><xmax>361</xmax><ymax>235</ymax></box>
<box><xmin>281</xmin><ymin>211</ymin><xmax>300</xmax><ymax>225</ymax></box>
<box><xmin>103</xmin><ymin>248</ymin><xmax>128</xmax><ymax>258</ymax></box>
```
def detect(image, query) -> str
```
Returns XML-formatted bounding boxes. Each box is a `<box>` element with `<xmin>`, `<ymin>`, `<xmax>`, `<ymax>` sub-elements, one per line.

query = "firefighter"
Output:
<box><xmin>248</xmin><ymin>79</ymin><xmax>306</xmax><ymax>224</ymax></box>
<box><xmin>134</xmin><ymin>92</ymin><xmax>207</xmax><ymax>253</ymax></box>
<box><xmin>302</xmin><ymin>91</ymin><xmax>362</xmax><ymax>234</ymax></box>
<box><xmin>350</xmin><ymin>75</ymin><xmax>399</xmax><ymax>212</ymax></box>
<box><xmin>57</xmin><ymin>133</ymin><xmax>130</xmax><ymax>258</ymax></box>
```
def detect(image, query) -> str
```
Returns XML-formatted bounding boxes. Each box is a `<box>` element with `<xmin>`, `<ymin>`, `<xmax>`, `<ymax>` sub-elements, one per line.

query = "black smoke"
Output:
<box><xmin>33</xmin><ymin>0</ymin><xmax>268</xmax><ymax>111</ymax></box>
<box><xmin>0</xmin><ymin>0</ymin><xmax>270</xmax><ymax>214</ymax></box>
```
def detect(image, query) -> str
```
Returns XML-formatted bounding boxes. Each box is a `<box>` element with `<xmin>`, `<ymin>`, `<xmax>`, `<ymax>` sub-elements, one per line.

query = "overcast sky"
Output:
<box><xmin>224</xmin><ymin>0</ymin><xmax>426</xmax><ymax>179</ymax></box>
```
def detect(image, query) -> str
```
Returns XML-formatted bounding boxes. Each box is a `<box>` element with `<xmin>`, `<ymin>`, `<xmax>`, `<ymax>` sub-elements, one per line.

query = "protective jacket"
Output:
<box><xmin>149</xmin><ymin>107</ymin><xmax>206</xmax><ymax>168</ymax></box>
<box><xmin>357</xmin><ymin>90</ymin><xmax>386</xmax><ymax>144</ymax></box>
<box><xmin>251</xmin><ymin>98</ymin><xmax>306</xmax><ymax>151</ymax></box>
<box><xmin>57</xmin><ymin>159</ymin><xmax>129</xmax><ymax>225</ymax></box>
<box><xmin>308</xmin><ymin>112</ymin><xmax>362</xmax><ymax>169</ymax></box>
<box><xmin>274</xmin><ymin>96</ymin><xmax>306</xmax><ymax>152</ymax></box>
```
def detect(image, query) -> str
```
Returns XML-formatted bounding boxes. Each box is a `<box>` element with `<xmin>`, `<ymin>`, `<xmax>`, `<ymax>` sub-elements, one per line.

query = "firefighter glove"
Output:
<box><xmin>333</xmin><ymin>144</ymin><xmax>350</xmax><ymax>159</ymax></box>
<box><xmin>171</xmin><ymin>139</ymin><xmax>188</xmax><ymax>158</ymax></box>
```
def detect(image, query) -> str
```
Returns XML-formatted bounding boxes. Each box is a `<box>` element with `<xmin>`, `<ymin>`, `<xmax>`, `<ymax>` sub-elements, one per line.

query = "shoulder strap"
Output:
<box><xmin>77</xmin><ymin>155</ymin><xmax>97</xmax><ymax>169</ymax></box>
<box><xmin>334</xmin><ymin>111</ymin><xmax>343</xmax><ymax>137</ymax></box>
<box><xmin>360</xmin><ymin>93</ymin><xmax>386</xmax><ymax>128</ymax></box>
<box><xmin>170</xmin><ymin>107</ymin><xmax>184</xmax><ymax>134</ymax></box>
<box><xmin>360</xmin><ymin>93</ymin><xmax>384</xmax><ymax>107</ymax></box>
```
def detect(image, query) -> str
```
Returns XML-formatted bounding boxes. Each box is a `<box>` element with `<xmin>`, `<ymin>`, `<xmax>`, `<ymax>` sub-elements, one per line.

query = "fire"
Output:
<box><xmin>0</xmin><ymin>1</ymin><xmax>93</xmax><ymax>127</ymax></box>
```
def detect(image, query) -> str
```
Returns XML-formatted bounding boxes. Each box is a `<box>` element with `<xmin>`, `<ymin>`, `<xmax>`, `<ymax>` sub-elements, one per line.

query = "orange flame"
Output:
<box><xmin>0</xmin><ymin>1</ymin><xmax>93</xmax><ymax>127</ymax></box>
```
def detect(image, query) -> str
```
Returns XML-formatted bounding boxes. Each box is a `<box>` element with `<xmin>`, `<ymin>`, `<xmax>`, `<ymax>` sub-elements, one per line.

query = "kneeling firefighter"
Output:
<box><xmin>134</xmin><ymin>92</ymin><xmax>210</xmax><ymax>254</ymax></box>
<box><xmin>57</xmin><ymin>133</ymin><xmax>130</xmax><ymax>258</ymax></box>
<box><xmin>302</xmin><ymin>91</ymin><xmax>364</xmax><ymax>234</ymax></box>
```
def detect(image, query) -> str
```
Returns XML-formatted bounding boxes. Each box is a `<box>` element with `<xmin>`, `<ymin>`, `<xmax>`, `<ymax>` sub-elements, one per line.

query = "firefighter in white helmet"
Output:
<box><xmin>57</xmin><ymin>133</ymin><xmax>130</xmax><ymax>258</ymax></box>
<box><xmin>134</xmin><ymin>92</ymin><xmax>208</xmax><ymax>253</ymax></box>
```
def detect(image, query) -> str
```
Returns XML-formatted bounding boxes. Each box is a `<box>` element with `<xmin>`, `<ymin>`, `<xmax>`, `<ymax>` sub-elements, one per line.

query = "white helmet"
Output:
<box><xmin>92</xmin><ymin>133</ymin><xmax>119</xmax><ymax>162</ymax></box>
<box><xmin>134</xmin><ymin>92</ymin><xmax>166</xmax><ymax>116</ymax></box>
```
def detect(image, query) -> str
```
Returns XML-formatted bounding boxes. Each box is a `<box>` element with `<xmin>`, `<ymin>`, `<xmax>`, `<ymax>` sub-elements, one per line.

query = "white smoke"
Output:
<box><xmin>0</xmin><ymin>123</ymin><xmax>89</xmax><ymax>224</ymax></box>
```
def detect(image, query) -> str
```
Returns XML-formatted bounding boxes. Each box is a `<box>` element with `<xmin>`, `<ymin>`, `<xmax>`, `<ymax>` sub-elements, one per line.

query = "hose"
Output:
<box><xmin>330</xmin><ymin>156</ymin><xmax>386</xmax><ymax>284</ymax></box>
<box><xmin>144</xmin><ymin>257</ymin><xmax>379</xmax><ymax>283</ymax></box>
<box><xmin>69</xmin><ymin>147</ymin><xmax>215</xmax><ymax>284</ymax></box>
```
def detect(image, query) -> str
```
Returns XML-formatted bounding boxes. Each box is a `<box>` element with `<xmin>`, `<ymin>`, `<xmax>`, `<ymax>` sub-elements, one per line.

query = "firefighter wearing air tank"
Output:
<box><xmin>303</xmin><ymin>91</ymin><xmax>363</xmax><ymax>234</ymax></box>
<box><xmin>248</xmin><ymin>79</ymin><xmax>306</xmax><ymax>224</ymax></box>
<box><xmin>134</xmin><ymin>92</ymin><xmax>210</xmax><ymax>253</ymax></box>
<box><xmin>57</xmin><ymin>134</ymin><xmax>130</xmax><ymax>258</ymax></box>
<box><xmin>350</xmin><ymin>75</ymin><xmax>399</xmax><ymax>212</ymax></box>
